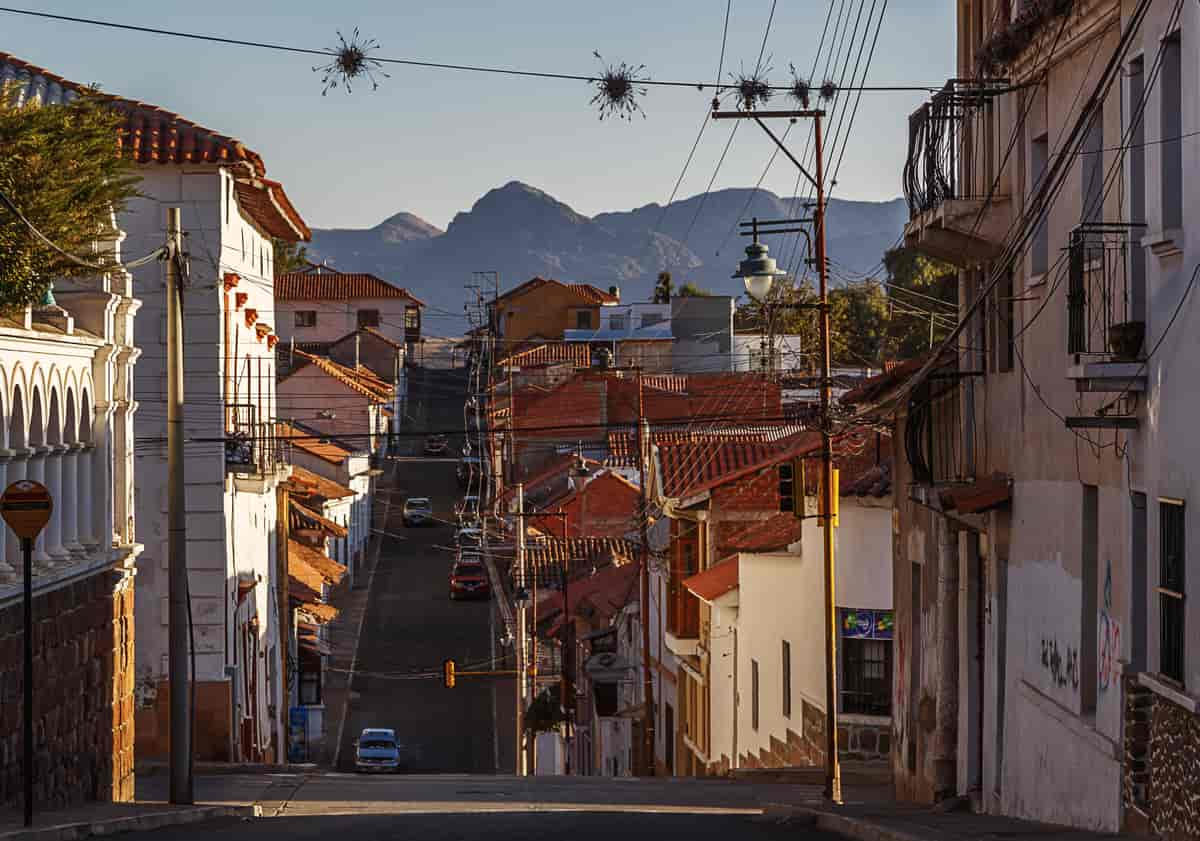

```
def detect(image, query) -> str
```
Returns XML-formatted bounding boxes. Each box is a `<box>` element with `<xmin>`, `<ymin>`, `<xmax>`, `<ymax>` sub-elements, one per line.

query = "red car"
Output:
<box><xmin>449</xmin><ymin>558</ymin><xmax>490</xmax><ymax>600</ymax></box>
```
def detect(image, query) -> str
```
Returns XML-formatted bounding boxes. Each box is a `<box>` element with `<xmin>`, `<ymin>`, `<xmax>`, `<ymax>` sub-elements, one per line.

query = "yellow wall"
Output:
<box><xmin>499</xmin><ymin>285</ymin><xmax>600</xmax><ymax>345</ymax></box>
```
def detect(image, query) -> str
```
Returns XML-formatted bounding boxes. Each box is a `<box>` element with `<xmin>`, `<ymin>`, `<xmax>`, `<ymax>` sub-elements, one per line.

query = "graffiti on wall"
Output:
<box><xmin>1041</xmin><ymin>637</ymin><xmax>1080</xmax><ymax>690</ymax></box>
<box><xmin>1099</xmin><ymin>560</ymin><xmax>1122</xmax><ymax>693</ymax></box>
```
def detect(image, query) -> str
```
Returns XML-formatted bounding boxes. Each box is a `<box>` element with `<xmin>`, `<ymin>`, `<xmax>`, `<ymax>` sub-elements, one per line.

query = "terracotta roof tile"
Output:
<box><xmin>291</xmin><ymin>539</ymin><xmax>348</xmax><ymax>585</ymax></box>
<box><xmin>297</xmin><ymin>601</ymin><xmax>338</xmax><ymax>623</ymax></box>
<box><xmin>540</xmin><ymin>563</ymin><xmax>640</xmax><ymax>638</ymax></box>
<box><xmin>656</xmin><ymin>433</ymin><xmax>820</xmax><ymax>500</ymax></box>
<box><xmin>275</xmin><ymin>265</ymin><xmax>423</xmax><ymax>303</ymax></box>
<box><xmin>496</xmin><ymin>276</ymin><xmax>619</xmax><ymax>306</ymax></box>
<box><xmin>499</xmin><ymin>342</ymin><xmax>591</xmax><ymax>369</ymax></box>
<box><xmin>684</xmin><ymin>557</ymin><xmax>739</xmax><ymax>603</ymax></box>
<box><xmin>288</xmin><ymin>465</ymin><xmax>356</xmax><ymax>503</ymax></box>
<box><xmin>606</xmin><ymin>423</ymin><xmax>807</xmax><ymax>467</ymax></box>
<box><xmin>0</xmin><ymin>52</ymin><xmax>309</xmax><ymax>242</ymax></box>
<box><xmin>277</xmin><ymin>422</ymin><xmax>351</xmax><ymax>464</ymax></box>
<box><xmin>282</xmin><ymin>350</ymin><xmax>393</xmax><ymax>402</ymax></box>
<box><xmin>289</xmin><ymin>499</ymin><xmax>348</xmax><ymax>539</ymax></box>
<box><xmin>523</xmin><ymin>537</ymin><xmax>638</xmax><ymax>583</ymax></box>
<box><xmin>719</xmin><ymin>515</ymin><xmax>801</xmax><ymax>554</ymax></box>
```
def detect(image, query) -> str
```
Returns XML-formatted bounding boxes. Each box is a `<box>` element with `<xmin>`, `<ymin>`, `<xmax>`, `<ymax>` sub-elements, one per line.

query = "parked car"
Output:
<box><xmin>455</xmin><ymin>525</ymin><xmax>483</xmax><ymax>548</ymax></box>
<box><xmin>423</xmin><ymin>434</ymin><xmax>448</xmax><ymax>456</ymax></box>
<box><xmin>449</xmin><ymin>558</ymin><xmax>490</xmax><ymax>600</ymax></box>
<box><xmin>403</xmin><ymin>497</ymin><xmax>433</xmax><ymax>527</ymax></box>
<box><xmin>354</xmin><ymin>728</ymin><xmax>401</xmax><ymax>773</ymax></box>
<box><xmin>457</xmin><ymin>456</ymin><xmax>482</xmax><ymax>489</ymax></box>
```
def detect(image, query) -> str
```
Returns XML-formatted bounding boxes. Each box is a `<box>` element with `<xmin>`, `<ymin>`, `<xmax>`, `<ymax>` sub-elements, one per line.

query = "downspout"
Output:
<box><xmin>732</xmin><ymin>624</ymin><xmax>738</xmax><ymax>770</ymax></box>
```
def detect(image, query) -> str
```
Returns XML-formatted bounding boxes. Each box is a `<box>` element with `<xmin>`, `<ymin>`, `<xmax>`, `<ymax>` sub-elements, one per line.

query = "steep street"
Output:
<box><xmin>334</xmin><ymin>366</ymin><xmax>514</xmax><ymax>773</ymax></box>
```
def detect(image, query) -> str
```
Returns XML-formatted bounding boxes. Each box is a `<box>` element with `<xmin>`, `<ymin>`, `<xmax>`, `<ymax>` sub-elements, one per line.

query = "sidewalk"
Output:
<box><xmin>318</xmin><ymin>459</ymin><xmax>397</xmax><ymax>768</ymax></box>
<box><xmin>0</xmin><ymin>802</ymin><xmax>257</xmax><ymax>841</ymax></box>
<box><xmin>759</xmin><ymin>780</ymin><xmax>1140</xmax><ymax>841</ymax></box>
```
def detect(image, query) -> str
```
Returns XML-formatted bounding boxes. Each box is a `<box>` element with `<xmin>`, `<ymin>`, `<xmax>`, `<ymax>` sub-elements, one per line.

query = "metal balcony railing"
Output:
<box><xmin>226</xmin><ymin>404</ymin><xmax>283</xmax><ymax>475</ymax></box>
<box><xmin>905</xmin><ymin>374</ymin><xmax>974</xmax><ymax>487</ymax></box>
<box><xmin>903</xmin><ymin>80</ymin><xmax>1006</xmax><ymax>218</ymax></box>
<box><xmin>1067</xmin><ymin>223</ymin><xmax>1141</xmax><ymax>357</ymax></box>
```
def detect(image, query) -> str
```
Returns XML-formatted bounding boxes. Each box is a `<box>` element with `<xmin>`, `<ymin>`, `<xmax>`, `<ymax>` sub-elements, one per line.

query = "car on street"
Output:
<box><xmin>457</xmin><ymin>456</ymin><xmax>482</xmax><ymax>489</ymax></box>
<box><xmin>354</xmin><ymin>728</ymin><xmax>401</xmax><ymax>773</ymax></box>
<box><xmin>423</xmin><ymin>434</ymin><xmax>449</xmax><ymax>456</ymax></box>
<box><xmin>403</xmin><ymin>497</ymin><xmax>434</xmax><ymax>527</ymax></box>
<box><xmin>455</xmin><ymin>525</ymin><xmax>483</xmax><ymax>548</ymax></box>
<box><xmin>449</xmin><ymin>557</ymin><xmax>490</xmax><ymax>600</ymax></box>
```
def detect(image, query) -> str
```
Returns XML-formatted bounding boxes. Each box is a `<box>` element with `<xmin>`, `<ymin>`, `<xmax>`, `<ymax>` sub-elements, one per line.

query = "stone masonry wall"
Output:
<box><xmin>0</xmin><ymin>571</ymin><xmax>135</xmax><ymax>810</ymax></box>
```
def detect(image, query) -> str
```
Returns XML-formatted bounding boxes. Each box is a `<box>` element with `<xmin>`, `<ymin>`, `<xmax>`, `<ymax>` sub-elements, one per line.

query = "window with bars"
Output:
<box><xmin>1159</xmin><ymin>499</ymin><xmax>1185</xmax><ymax>685</ymax></box>
<box><xmin>778</xmin><ymin>463</ymin><xmax>795</xmax><ymax>513</ymax></box>
<box><xmin>404</xmin><ymin>307</ymin><xmax>420</xmax><ymax>330</ymax></box>
<box><xmin>841</xmin><ymin>638</ymin><xmax>893</xmax><ymax>716</ymax></box>
<box><xmin>751</xmin><ymin>659</ymin><xmax>760</xmax><ymax>731</ymax></box>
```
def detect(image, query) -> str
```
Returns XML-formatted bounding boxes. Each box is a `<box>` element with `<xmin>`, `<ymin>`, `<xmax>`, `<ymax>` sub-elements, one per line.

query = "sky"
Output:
<box><xmin>2</xmin><ymin>1</ymin><xmax>955</xmax><ymax>231</ymax></box>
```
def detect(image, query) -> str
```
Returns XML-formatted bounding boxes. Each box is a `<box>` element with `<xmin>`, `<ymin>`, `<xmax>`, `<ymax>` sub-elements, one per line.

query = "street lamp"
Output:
<box><xmin>733</xmin><ymin>226</ymin><xmax>787</xmax><ymax>302</ymax></box>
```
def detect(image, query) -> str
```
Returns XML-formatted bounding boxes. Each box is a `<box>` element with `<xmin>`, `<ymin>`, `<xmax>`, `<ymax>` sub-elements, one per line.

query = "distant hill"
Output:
<box><xmin>306</xmin><ymin>181</ymin><xmax>907</xmax><ymax>325</ymax></box>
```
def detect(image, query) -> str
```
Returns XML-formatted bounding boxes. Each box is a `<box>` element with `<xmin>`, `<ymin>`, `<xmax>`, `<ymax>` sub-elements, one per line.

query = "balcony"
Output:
<box><xmin>1065</xmin><ymin>224</ymin><xmax>1148</xmax><ymax>400</ymax></box>
<box><xmin>904</xmin><ymin>368</ymin><xmax>975</xmax><ymax>492</ymax></box>
<box><xmin>902</xmin><ymin>81</ymin><xmax>1010</xmax><ymax>267</ymax></box>
<box><xmin>665</xmin><ymin>578</ymin><xmax>700</xmax><ymax>657</ymax></box>
<box><xmin>226</xmin><ymin>404</ymin><xmax>285</xmax><ymax>481</ymax></box>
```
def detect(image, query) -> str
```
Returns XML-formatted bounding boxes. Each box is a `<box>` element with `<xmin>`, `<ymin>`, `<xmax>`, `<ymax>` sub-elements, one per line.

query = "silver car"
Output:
<box><xmin>354</xmin><ymin>728</ymin><xmax>401</xmax><ymax>773</ymax></box>
<box><xmin>403</xmin><ymin>497</ymin><xmax>433</xmax><ymax>527</ymax></box>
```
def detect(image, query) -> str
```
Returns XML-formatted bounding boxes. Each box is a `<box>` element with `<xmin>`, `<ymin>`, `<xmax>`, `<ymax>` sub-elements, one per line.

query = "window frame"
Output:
<box><xmin>357</xmin><ymin>309</ymin><xmax>381</xmax><ymax>328</ymax></box>
<box><xmin>575</xmin><ymin>309</ymin><xmax>593</xmax><ymax>330</ymax></box>
<box><xmin>840</xmin><ymin>636</ymin><xmax>893</xmax><ymax>717</ymax></box>
<box><xmin>404</xmin><ymin>307</ymin><xmax>420</xmax><ymax>330</ymax></box>
<box><xmin>751</xmin><ymin>658</ymin><xmax>760</xmax><ymax>731</ymax></box>
<box><xmin>1158</xmin><ymin>498</ymin><xmax>1186</xmax><ymax>685</ymax></box>
<box><xmin>782</xmin><ymin>640</ymin><xmax>792</xmax><ymax>718</ymax></box>
<box><xmin>294</xmin><ymin>310</ymin><xmax>317</xmax><ymax>328</ymax></box>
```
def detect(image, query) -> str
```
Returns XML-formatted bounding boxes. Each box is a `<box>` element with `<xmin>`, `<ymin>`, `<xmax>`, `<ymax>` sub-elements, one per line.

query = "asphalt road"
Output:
<box><xmin>334</xmin><ymin>365</ymin><xmax>517</xmax><ymax>774</ymax></box>
<box><xmin>129</xmin><ymin>774</ymin><xmax>840</xmax><ymax>840</ymax></box>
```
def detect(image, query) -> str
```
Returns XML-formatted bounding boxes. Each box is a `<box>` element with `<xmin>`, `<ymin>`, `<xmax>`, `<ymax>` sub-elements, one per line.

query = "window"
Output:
<box><xmin>996</xmin><ymin>272</ymin><xmax>1014</xmax><ymax>372</ymax></box>
<box><xmin>299</xmin><ymin>662</ymin><xmax>322</xmax><ymax>705</ymax></box>
<box><xmin>357</xmin><ymin>309</ymin><xmax>380</xmax><ymax>328</ymax></box>
<box><xmin>841</xmin><ymin>638</ymin><xmax>892</xmax><ymax>715</ymax></box>
<box><xmin>778</xmin><ymin>462</ymin><xmax>796</xmax><ymax>513</ymax></box>
<box><xmin>1082</xmin><ymin>484</ymin><xmax>1099</xmax><ymax>715</ymax></box>
<box><xmin>1161</xmin><ymin>34</ymin><xmax>1183</xmax><ymax>231</ymax></box>
<box><xmin>1129</xmin><ymin>57</ymin><xmax>1147</xmax><ymax>323</ymax></box>
<box><xmin>1159</xmin><ymin>499</ymin><xmax>1185</xmax><ymax>684</ymax></box>
<box><xmin>782</xmin><ymin>640</ymin><xmax>792</xmax><ymax>718</ymax></box>
<box><xmin>404</xmin><ymin>307</ymin><xmax>420</xmax><ymax>330</ymax></box>
<box><xmin>1031</xmin><ymin>133</ymin><xmax>1050</xmax><ymax>275</ymax></box>
<box><xmin>751</xmin><ymin>659</ymin><xmax>760</xmax><ymax>731</ymax></box>
<box><xmin>294</xmin><ymin>310</ymin><xmax>317</xmax><ymax>328</ymax></box>
<box><xmin>575</xmin><ymin>310</ymin><xmax>592</xmax><ymax>330</ymax></box>
<box><xmin>609</xmin><ymin>315</ymin><xmax>626</xmax><ymax>331</ymax></box>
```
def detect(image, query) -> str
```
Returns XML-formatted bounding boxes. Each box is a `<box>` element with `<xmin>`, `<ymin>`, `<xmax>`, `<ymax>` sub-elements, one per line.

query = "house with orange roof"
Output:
<box><xmin>0</xmin><ymin>48</ymin><xmax>316</xmax><ymax>767</ymax></box>
<box><xmin>488</xmin><ymin>276</ymin><xmax>620</xmax><ymax>347</ymax></box>
<box><xmin>277</xmin><ymin>350</ymin><xmax>394</xmax><ymax>457</ymax></box>
<box><xmin>274</xmin><ymin>262</ymin><xmax>424</xmax><ymax>357</ymax></box>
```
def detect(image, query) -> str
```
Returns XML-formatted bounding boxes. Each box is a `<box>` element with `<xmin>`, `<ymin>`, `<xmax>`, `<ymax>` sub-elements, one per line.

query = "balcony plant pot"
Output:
<box><xmin>1108</xmin><ymin>320</ymin><xmax>1145</xmax><ymax>361</ymax></box>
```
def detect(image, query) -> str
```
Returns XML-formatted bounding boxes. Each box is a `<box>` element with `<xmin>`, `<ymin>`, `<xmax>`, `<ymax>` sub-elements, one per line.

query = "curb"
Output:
<box><xmin>0</xmin><ymin>804</ymin><xmax>260</xmax><ymax>841</ymax></box>
<box><xmin>135</xmin><ymin>762</ymin><xmax>317</xmax><ymax>777</ymax></box>
<box><xmin>762</xmin><ymin>806</ymin><xmax>925</xmax><ymax>841</ymax></box>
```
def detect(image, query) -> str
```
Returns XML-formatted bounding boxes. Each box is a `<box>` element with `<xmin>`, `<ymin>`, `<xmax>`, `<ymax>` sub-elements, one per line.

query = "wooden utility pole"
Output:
<box><xmin>713</xmin><ymin>107</ymin><xmax>841</xmax><ymax>802</ymax></box>
<box><xmin>515</xmin><ymin>483</ymin><xmax>527</xmax><ymax>776</ymax></box>
<box><xmin>635</xmin><ymin>368</ymin><xmax>656</xmax><ymax>776</ymax></box>
<box><xmin>166</xmin><ymin>207</ymin><xmax>194</xmax><ymax>804</ymax></box>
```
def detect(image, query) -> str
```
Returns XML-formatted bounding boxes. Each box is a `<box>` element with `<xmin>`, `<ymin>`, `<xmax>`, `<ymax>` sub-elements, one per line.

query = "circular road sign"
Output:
<box><xmin>0</xmin><ymin>480</ymin><xmax>52</xmax><ymax>539</ymax></box>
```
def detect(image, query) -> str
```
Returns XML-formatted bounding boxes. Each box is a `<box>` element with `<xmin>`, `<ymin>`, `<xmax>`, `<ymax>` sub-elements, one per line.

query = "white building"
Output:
<box><xmin>92</xmin><ymin>87</ymin><xmax>310</xmax><ymax>762</ymax></box>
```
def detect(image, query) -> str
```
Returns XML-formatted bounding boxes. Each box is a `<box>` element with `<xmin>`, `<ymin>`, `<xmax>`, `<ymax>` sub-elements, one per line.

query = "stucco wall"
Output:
<box><xmin>276</xmin><ymin>297</ymin><xmax>416</xmax><ymax>349</ymax></box>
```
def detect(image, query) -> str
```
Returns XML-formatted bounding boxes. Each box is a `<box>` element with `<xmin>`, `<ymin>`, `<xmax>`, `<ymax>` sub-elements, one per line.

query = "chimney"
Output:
<box><xmin>608</xmin><ymin>285</ymin><xmax>620</xmax><ymax>301</ymax></box>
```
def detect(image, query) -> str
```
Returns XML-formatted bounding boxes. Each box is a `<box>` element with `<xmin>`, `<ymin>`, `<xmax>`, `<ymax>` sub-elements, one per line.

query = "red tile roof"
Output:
<box><xmin>606</xmin><ymin>423</ymin><xmax>807</xmax><ymax>467</ymax></box>
<box><xmin>524</xmin><ymin>537</ymin><xmax>638</xmax><ymax>581</ymax></box>
<box><xmin>289</xmin><ymin>499</ymin><xmax>349</xmax><ymax>539</ymax></box>
<box><xmin>0</xmin><ymin>52</ymin><xmax>309</xmax><ymax>242</ymax></box>
<box><xmin>841</xmin><ymin>457</ymin><xmax>893</xmax><ymax>498</ymax></box>
<box><xmin>289</xmin><ymin>538</ymin><xmax>348</xmax><ymax>585</ymax></box>
<box><xmin>275</xmin><ymin>265</ymin><xmax>424</xmax><ymax>303</ymax></box>
<box><xmin>496</xmin><ymin>276</ymin><xmax>619</xmax><ymax>306</ymax></box>
<box><xmin>498</xmin><ymin>342</ymin><xmax>591</xmax><ymax>369</ymax></box>
<box><xmin>940</xmin><ymin>473</ymin><xmax>1011</xmax><ymax>513</ymax></box>
<box><xmin>282</xmin><ymin>350</ymin><xmax>394</xmax><ymax>402</ymax></box>
<box><xmin>541</xmin><ymin>563</ymin><xmax>640</xmax><ymax>638</ymax></box>
<box><xmin>288</xmin><ymin>465</ymin><xmax>356</xmax><ymax>503</ymax></box>
<box><xmin>719</xmin><ymin>515</ymin><xmax>802</xmax><ymax>554</ymax></box>
<box><xmin>656</xmin><ymin>433</ymin><xmax>820</xmax><ymax>500</ymax></box>
<box><xmin>277</xmin><ymin>422</ymin><xmax>352</xmax><ymax>464</ymax></box>
<box><xmin>684</xmin><ymin>557</ymin><xmax>739</xmax><ymax>603</ymax></box>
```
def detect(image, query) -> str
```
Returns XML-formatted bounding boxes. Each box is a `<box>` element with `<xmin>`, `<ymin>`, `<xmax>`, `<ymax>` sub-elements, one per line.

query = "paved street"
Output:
<box><xmin>123</xmin><ymin>774</ymin><xmax>840</xmax><ymax>840</ymax></box>
<box><xmin>333</xmin><ymin>365</ymin><xmax>517</xmax><ymax>774</ymax></box>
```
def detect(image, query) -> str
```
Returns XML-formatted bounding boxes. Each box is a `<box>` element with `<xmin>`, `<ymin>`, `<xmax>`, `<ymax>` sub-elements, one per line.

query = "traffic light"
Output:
<box><xmin>443</xmin><ymin>658</ymin><xmax>456</xmax><ymax>688</ymax></box>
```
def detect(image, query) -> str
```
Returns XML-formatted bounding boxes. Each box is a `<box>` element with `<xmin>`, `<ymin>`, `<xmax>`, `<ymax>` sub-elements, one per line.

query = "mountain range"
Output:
<box><xmin>306</xmin><ymin>181</ymin><xmax>908</xmax><ymax>324</ymax></box>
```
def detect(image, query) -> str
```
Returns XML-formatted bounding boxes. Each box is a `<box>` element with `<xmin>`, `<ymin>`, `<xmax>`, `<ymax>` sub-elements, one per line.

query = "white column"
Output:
<box><xmin>0</xmin><ymin>451</ymin><xmax>12</xmax><ymax>583</ymax></box>
<box><xmin>26</xmin><ymin>447</ymin><xmax>51</xmax><ymax>567</ymax></box>
<box><xmin>4</xmin><ymin>449</ymin><xmax>26</xmax><ymax>569</ymax></box>
<box><xmin>77</xmin><ymin>444</ymin><xmax>95</xmax><ymax>549</ymax></box>
<box><xmin>45</xmin><ymin>444</ymin><xmax>68</xmax><ymax>561</ymax></box>
<box><xmin>61</xmin><ymin>443</ymin><xmax>83</xmax><ymax>557</ymax></box>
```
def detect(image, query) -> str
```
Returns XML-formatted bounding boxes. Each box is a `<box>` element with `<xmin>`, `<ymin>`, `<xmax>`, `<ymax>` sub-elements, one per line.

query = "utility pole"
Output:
<box><xmin>715</xmin><ymin>107</ymin><xmax>841</xmax><ymax>803</ymax></box>
<box><xmin>635</xmin><ymin>368</ymin><xmax>655</xmax><ymax>776</ymax></box>
<box><xmin>166</xmin><ymin>206</ymin><xmax>194</xmax><ymax>804</ymax></box>
<box><xmin>515</xmin><ymin>483</ymin><xmax>526</xmax><ymax>776</ymax></box>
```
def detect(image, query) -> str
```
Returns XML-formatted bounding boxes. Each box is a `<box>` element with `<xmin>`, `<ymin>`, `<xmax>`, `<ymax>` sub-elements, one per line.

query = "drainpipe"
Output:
<box><xmin>732</xmin><ymin>623</ymin><xmax>738</xmax><ymax>771</ymax></box>
<box><xmin>934</xmin><ymin>515</ymin><xmax>960</xmax><ymax>799</ymax></box>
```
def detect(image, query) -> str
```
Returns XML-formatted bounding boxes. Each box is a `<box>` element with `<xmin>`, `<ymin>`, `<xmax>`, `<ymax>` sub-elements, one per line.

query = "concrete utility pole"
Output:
<box><xmin>166</xmin><ymin>207</ymin><xmax>194</xmax><ymax>804</ymax></box>
<box><xmin>715</xmin><ymin>107</ymin><xmax>841</xmax><ymax>802</ymax></box>
<box><xmin>515</xmin><ymin>483</ymin><xmax>527</xmax><ymax>776</ymax></box>
<box><xmin>635</xmin><ymin>368</ymin><xmax>655</xmax><ymax>776</ymax></box>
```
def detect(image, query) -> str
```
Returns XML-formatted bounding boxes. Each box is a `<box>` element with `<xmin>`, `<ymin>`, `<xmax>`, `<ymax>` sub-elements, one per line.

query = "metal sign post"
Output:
<box><xmin>1</xmin><ymin>480</ymin><xmax>53</xmax><ymax>828</ymax></box>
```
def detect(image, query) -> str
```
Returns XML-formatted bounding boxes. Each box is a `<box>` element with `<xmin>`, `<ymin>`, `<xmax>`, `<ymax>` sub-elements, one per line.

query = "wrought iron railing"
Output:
<box><xmin>905</xmin><ymin>375</ymin><xmax>972</xmax><ymax>486</ymax></box>
<box><xmin>1067</xmin><ymin>223</ymin><xmax>1140</xmax><ymax>356</ymax></box>
<box><xmin>903</xmin><ymin>80</ymin><xmax>1006</xmax><ymax>218</ymax></box>
<box><xmin>226</xmin><ymin>404</ymin><xmax>283</xmax><ymax>475</ymax></box>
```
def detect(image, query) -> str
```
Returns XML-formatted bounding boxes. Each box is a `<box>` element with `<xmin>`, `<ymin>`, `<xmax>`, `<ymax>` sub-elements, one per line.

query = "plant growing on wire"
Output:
<box><xmin>590</xmin><ymin>52</ymin><xmax>648</xmax><ymax>120</ymax></box>
<box><xmin>314</xmin><ymin>28</ymin><xmax>390</xmax><ymax>95</ymax></box>
<box><xmin>730</xmin><ymin>64</ymin><xmax>773</xmax><ymax>111</ymax></box>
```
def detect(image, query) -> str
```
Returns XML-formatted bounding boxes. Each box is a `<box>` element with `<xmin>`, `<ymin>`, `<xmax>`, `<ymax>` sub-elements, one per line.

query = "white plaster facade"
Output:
<box><xmin>286</xmin><ymin>441</ymin><xmax>373</xmax><ymax>585</ymax></box>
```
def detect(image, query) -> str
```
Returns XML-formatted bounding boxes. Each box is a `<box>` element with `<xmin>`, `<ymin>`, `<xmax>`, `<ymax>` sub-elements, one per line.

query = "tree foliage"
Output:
<box><xmin>677</xmin><ymin>281</ymin><xmax>712</xmax><ymax>297</ymax></box>
<box><xmin>0</xmin><ymin>93</ymin><xmax>140</xmax><ymax>310</ymax></box>
<box><xmin>272</xmin><ymin>237</ymin><xmax>310</xmax><ymax>276</ymax></box>
<box><xmin>731</xmin><ymin>248</ymin><xmax>957</xmax><ymax>369</ymax></box>
<box><xmin>652</xmin><ymin>270</ymin><xmax>674</xmax><ymax>303</ymax></box>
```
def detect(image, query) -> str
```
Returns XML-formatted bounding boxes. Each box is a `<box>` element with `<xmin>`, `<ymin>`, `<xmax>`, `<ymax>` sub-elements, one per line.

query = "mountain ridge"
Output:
<box><xmin>306</xmin><ymin>182</ymin><xmax>907</xmax><ymax>322</ymax></box>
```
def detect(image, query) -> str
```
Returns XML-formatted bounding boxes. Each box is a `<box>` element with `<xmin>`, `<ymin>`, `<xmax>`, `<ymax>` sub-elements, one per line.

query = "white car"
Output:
<box><xmin>403</xmin><ymin>497</ymin><xmax>433</xmax><ymax>527</ymax></box>
<box><xmin>355</xmin><ymin>728</ymin><xmax>401</xmax><ymax>773</ymax></box>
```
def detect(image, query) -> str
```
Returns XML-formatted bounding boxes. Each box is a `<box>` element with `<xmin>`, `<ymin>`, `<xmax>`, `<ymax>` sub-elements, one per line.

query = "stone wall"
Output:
<box><xmin>1123</xmin><ymin>676</ymin><xmax>1200</xmax><ymax>840</ymax></box>
<box><xmin>0</xmin><ymin>570</ymin><xmax>135</xmax><ymax>810</ymax></box>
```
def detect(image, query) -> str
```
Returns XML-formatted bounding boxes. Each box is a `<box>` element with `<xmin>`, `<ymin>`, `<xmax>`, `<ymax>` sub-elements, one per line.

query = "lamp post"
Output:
<box><xmin>720</xmin><ymin>106</ymin><xmax>841</xmax><ymax>804</ymax></box>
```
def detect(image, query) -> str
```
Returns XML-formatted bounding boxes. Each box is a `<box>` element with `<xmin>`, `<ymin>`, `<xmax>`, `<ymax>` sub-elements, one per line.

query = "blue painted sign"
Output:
<box><xmin>840</xmin><ymin>608</ymin><xmax>894</xmax><ymax>640</ymax></box>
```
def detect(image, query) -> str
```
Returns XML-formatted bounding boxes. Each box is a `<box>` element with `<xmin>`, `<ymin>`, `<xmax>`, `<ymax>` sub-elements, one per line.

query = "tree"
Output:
<box><xmin>677</xmin><ymin>281</ymin><xmax>712</xmax><ymax>297</ymax></box>
<box><xmin>880</xmin><ymin>247</ymin><xmax>958</xmax><ymax>360</ymax></box>
<box><xmin>829</xmin><ymin>281</ymin><xmax>890</xmax><ymax>366</ymax></box>
<box><xmin>272</xmin><ymin>237</ymin><xmax>310</xmax><ymax>276</ymax></box>
<box><xmin>0</xmin><ymin>94</ymin><xmax>140</xmax><ymax>310</ymax></box>
<box><xmin>652</xmin><ymin>270</ymin><xmax>674</xmax><ymax>303</ymax></box>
